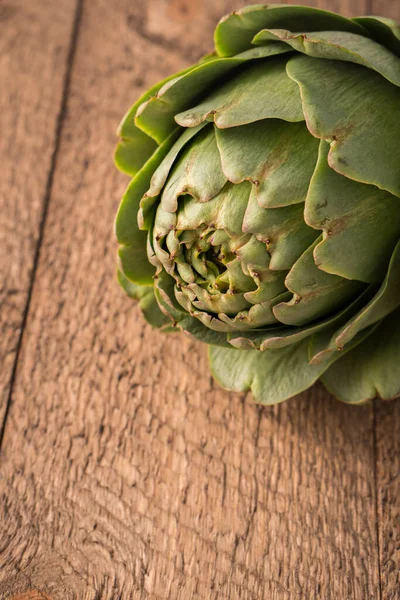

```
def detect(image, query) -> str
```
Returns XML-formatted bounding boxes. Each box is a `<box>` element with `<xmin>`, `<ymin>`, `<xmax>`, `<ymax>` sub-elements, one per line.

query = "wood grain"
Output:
<box><xmin>0</xmin><ymin>0</ymin><xmax>397</xmax><ymax>599</ymax></box>
<box><xmin>371</xmin><ymin>0</ymin><xmax>400</xmax><ymax>19</ymax></box>
<box><xmin>375</xmin><ymin>402</ymin><xmax>400</xmax><ymax>600</ymax></box>
<box><xmin>371</xmin><ymin>0</ymin><xmax>400</xmax><ymax>597</ymax></box>
<box><xmin>0</xmin><ymin>0</ymin><xmax>78</xmax><ymax>435</ymax></box>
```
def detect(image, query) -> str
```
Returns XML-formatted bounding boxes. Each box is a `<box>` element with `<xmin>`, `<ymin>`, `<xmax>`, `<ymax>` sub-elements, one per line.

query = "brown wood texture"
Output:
<box><xmin>372</xmin><ymin>0</ymin><xmax>400</xmax><ymax>596</ymax></box>
<box><xmin>0</xmin><ymin>0</ymin><xmax>79</xmax><ymax>435</ymax></box>
<box><xmin>371</xmin><ymin>0</ymin><xmax>400</xmax><ymax>20</ymax></box>
<box><xmin>0</xmin><ymin>1</ymin><xmax>398</xmax><ymax>599</ymax></box>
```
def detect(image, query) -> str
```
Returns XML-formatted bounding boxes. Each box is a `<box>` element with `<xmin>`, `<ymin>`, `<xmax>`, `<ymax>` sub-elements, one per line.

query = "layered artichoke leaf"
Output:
<box><xmin>321</xmin><ymin>306</ymin><xmax>400</xmax><ymax>403</ymax></box>
<box><xmin>209</xmin><ymin>338</ymin><xmax>332</xmax><ymax>405</ymax></box>
<box><xmin>115</xmin><ymin>45</ymin><xmax>291</xmax><ymax>174</ymax></box>
<box><xmin>306</xmin><ymin>142</ymin><xmax>400</xmax><ymax>283</ymax></box>
<box><xmin>115</xmin><ymin>3</ymin><xmax>400</xmax><ymax>403</ymax></box>
<box><xmin>134</xmin><ymin>45</ymin><xmax>291</xmax><ymax>143</ymax></box>
<box><xmin>208</xmin><ymin>310</ymin><xmax>380</xmax><ymax>405</ymax></box>
<box><xmin>287</xmin><ymin>57</ymin><xmax>400</xmax><ymax>197</ymax></box>
<box><xmin>353</xmin><ymin>16</ymin><xmax>400</xmax><ymax>57</ymax></box>
<box><xmin>214</xmin><ymin>4</ymin><xmax>368</xmax><ymax>56</ymax></box>
<box><xmin>253</xmin><ymin>29</ymin><xmax>400</xmax><ymax>87</ymax></box>
<box><xmin>310</xmin><ymin>239</ymin><xmax>400</xmax><ymax>363</ymax></box>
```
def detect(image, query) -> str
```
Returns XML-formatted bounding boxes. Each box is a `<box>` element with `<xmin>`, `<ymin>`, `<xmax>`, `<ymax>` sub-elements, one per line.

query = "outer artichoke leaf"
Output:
<box><xmin>160</xmin><ymin>126</ymin><xmax>227</xmax><ymax>212</ymax></box>
<box><xmin>117</xmin><ymin>269</ymin><xmax>172</xmax><ymax>330</ymax></box>
<box><xmin>234</xmin><ymin>43</ymin><xmax>292</xmax><ymax>60</ymax></box>
<box><xmin>354</xmin><ymin>16</ymin><xmax>400</xmax><ymax>57</ymax></box>
<box><xmin>227</xmin><ymin>326</ymin><xmax>287</xmax><ymax>350</ymax></box>
<box><xmin>118</xmin><ymin>238</ymin><xmax>155</xmax><ymax>285</ymax></box>
<box><xmin>321</xmin><ymin>307</ymin><xmax>400</xmax><ymax>403</ymax></box>
<box><xmin>310</xmin><ymin>240</ymin><xmax>400</xmax><ymax>363</ymax></box>
<box><xmin>176</xmin><ymin>315</ymin><xmax>231</xmax><ymax>347</ymax></box>
<box><xmin>287</xmin><ymin>56</ymin><xmax>400</xmax><ymax>198</ymax></box>
<box><xmin>117</xmin><ymin>65</ymin><xmax>193</xmax><ymax>139</ymax></box>
<box><xmin>309</xmin><ymin>321</ymin><xmax>378</xmax><ymax>365</ymax></box>
<box><xmin>273</xmin><ymin>238</ymin><xmax>365</xmax><ymax>326</ymax></box>
<box><xmin>228</xmin><ymin>285</ymin><xmax>376</xmax><ymax>349</ymax></box>
<box><xmin>243</xmin><ymin>191</ymin><xmax>319</xmax><ymax>271</ymax></box>
<box><xmin>116</xmin><ymin>64</ymin><xmax>194</xmax><ymax>164</ymax></box>
<box><xmin>214</xmin><ymin>4</ymin><xmax>366</xmax><ymax>57</ymax></box>
<box><xmin>114</xmin><ymin>128</ymin><xmax>158</xmax><ymax>177</ymax></box>
<box><xmin>135</xmin><ymin>49</ymin><xmax>289</xmax><ymax>144</ymax></box>
<box><xmin>208</xmin><ymin>338</ymin><xmax>333</xmax><ymax>405</ymax></box>
<box><xmin>115</xmin><ymin>129</ymin><xmax>180</xmax><ymax>244</ymax></box>
<box><xmin>175</xmin><ymin>56</ymin><xmax>304</xmax><ymax>129</ymax></box>
<box><xmin>215</xmin><ymin>120</ymin><xmax>319</xmax><ymax>208</ymax></box>
<box><xmin>306</xmin><ymin>141</ymin><xmax>400</xmax><ymax>283</ymax></box>
<box><xmin>154</xmin><ymin>271</ymin><xmax>187</xmax><ymax>321</ymax></box>
<box><xmin>254</xmin><ymin>30</ymin><xmax>400</xmax><ymax>87</ymax></box>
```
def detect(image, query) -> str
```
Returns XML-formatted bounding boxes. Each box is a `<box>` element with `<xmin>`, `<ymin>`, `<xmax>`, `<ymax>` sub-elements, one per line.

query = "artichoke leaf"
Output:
<box><xmin>185</xmin><ymin>283</ymin><xmax>252</xmax><ymax>315</ymax></box>
<box><xmin>139</xmin><ymin>124</ymin><xmax>209</xmax><ymax>232</ymax></box>
<box><xmin>214</xmin><ymin>4</ymin><xmax>367</xmax><ymax>57</ymax></box>
<box><xmin>215</xmin><ymin>119</ymin><xmax>319</xmax><ymax>208</ymax></box>
<box><xmin>310</xmin><ymin>239</ymin><xmax>400</xmax><ymax>363</ymax></box>
<box><xmin>218</xmin><ymin>291</ymin><xmax>290</xmax><ymax>331</ymax></box>
<box><xmin>115</xmin><ymin>64</ymin><xmax>194</xmax><ymax>172</ymax></box>
<box><xmin>115</xmin><ymin>129</ymin><xmax>180</xmax><ymax>244</ymax></box>
<box><xmin>145</xmin><ymin>124</ymin><xmax>208</xmax><ymax>199</ymax></box>
<box><xmin>306</xmin><ymin>141</ymin><xmax>400</xmax><ymax>283</ymax></box>
<box><xmin>254</xmin><ymin>29</ymin><xmax>400</xmax><ymax>87</ymax></box>
<box><xmin>242</xmin><ymin>191</ymin><xmax>319</xmax><ymax>270</ymax></box>
<box><xmin>208</xmin><ymin>338</ymin><xmax>334</xmax><ymax>405</ymax></box>
<box><xmin>234</xmin><ymin>44</ymin><xmax>292</xmax><ymax>60</ymax></box>
<box><xmin>160</xmin><ymin>126</ymin><xmax>227</xmax><ymax>212</ymax></box>
<box><xmin>228</xmin><ymin>285</ymin><xmax>377</xmax><ymax>349</ymax></box>
<box><xmin>177</xmin><ymin>316</ymin><xmax>232</xmax><ymax>347</ymax></box>
<box><xmin>115</xmin><ymin>128</ymin><xmax>158</xmax><ymax>177</ymax></box>
<box><xmin>175</xmin><ymin>56</ymin><xmax>304</xmax><ymax>129</ymax></box>
<box><xmin>118</xmin><ymin>238</ymin><xmax>155</xmax><ymax>286</ymax></box>
<box><xmin>155</xmin><ymin>273</ymin><xmax>231</xmax><ymax>345</ymax></box>
<box><xmin>273</xmin><ymin>237</ymin><xmax>365</xmax><ymax>326</ymax></box>
<box><xmin>135</xmin><ymin>48</ymin><xmax>290</xmax><ymax>144</ymax></box>
<box><xmin>354</xmin><ymin>16</ymin><xmax>400</xmax><ymax>57</ymax></box>
<box><xmin>287</xmin><ymin>56</ymin><xmax>400</xmax><ymax>197</ymax></box>
<box><xmin>321</xmin><ymin>307</ymin><xmax>400</xmax><ymax>403</ymax></box>
<box><xmin>175</xmin><ymin>180</ymin><xmax>251</xmax><ymax>238</ymax></box>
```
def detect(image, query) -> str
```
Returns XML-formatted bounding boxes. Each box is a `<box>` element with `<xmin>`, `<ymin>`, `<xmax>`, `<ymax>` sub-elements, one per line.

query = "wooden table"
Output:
<box><xmin>1</xmin><ymin>1</ymin><xmax>399</xmax><ymax>598</ymax></box>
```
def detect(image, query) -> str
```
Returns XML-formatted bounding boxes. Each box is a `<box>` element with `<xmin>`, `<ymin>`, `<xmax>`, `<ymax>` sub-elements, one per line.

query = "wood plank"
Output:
<box><xmin>372</xmin><ymin>2</ymin><xmax>400</xmax><ymax>599</ymax></box>
<box><xmin>375</xmin><ymin>402</ymin><xmax>400</xmax><ymax>600</ymax></box>
<box><xmin>0</xmin><ymin>0</ymin><xmax>79</xmax><ymax>436</ymax></box>
<box><xmin>370</xmin><ymin>0</ymin><xmax>400</xmax><ymax>19</ymax></box>
<box><xmin>0</xmin><ymin>1</ymin><xmax>382</xmax><ymax>599</ymax></box>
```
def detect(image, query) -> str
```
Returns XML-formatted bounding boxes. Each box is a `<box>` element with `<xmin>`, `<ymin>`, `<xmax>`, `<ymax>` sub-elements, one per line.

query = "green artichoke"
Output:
<box><xmin>115</xmin><ymin>4</ymin><xmax>400</xmax><ymax>405</ymax></box>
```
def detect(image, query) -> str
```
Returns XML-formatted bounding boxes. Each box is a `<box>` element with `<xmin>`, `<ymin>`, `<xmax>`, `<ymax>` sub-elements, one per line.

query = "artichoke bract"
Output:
<box><xmin>115</xmin><ymin>4</ymin><xmax>400</xmax><ymax>405</ymax></box>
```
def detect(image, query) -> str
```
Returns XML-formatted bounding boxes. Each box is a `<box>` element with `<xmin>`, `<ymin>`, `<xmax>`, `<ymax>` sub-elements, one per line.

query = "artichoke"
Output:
<box><xmin>115</xmin><ymin>4</ymin><xmax>400</xmax><ymax>405</ymax></box>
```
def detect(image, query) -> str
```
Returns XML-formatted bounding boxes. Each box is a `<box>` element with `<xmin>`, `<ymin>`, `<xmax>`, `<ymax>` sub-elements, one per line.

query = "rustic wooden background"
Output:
<box><xmin>0</xmin><ymin>0</ymin><xmax>399</xmax><ymax>598</ymax></box>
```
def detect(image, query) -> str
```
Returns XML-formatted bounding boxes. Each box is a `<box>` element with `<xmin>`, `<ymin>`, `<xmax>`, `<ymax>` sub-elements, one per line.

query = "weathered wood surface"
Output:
<box><xmin>376</xmin><ymin>401</ymin><xmax>400</xmax><ymax>600</ymax></box>
<box><xmin>370</xmin><ymin>0</ymin><xmax>400</xmax><ymax>596</ymax></box>
<box><xmin>0</xmin><ymin>0</ymin><xmax>79</xmax><ymax>437</ymax></box>
<box><xmin>0</xmin><ymin>1</ymin><xmax>398</xmax><ymax>599</ymax></box>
